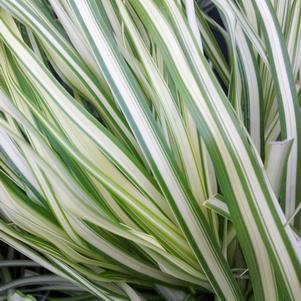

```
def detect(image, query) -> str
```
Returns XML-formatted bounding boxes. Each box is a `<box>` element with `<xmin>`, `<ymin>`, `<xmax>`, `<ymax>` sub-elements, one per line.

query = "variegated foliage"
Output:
<box><xmin>0</xmin><ymin>1</ymin><xmax>300</xmax><ymax>300</ymax></box>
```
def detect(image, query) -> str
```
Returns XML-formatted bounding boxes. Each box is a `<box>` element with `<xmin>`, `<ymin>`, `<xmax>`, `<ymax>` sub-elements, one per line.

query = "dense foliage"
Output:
<box><xmin>0</xmin><ymin>1</ymin><xmax>300</xmax><ymax>300</ymax></box>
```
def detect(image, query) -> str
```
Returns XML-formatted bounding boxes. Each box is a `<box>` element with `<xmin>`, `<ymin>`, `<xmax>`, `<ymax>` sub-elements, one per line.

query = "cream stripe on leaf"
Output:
<box><xmin>0</xmin><ymin>18</ymin><xmax>177</xmax><ymax>224</ymax></box>
<box><xmin>0</xmin><ymin>0</ymin><xmax>139</xmax><ymax>156</ymax></box>
<box><xmin>251</xmin><ymin>0</ymin><xmax>301</xmax><ymax>226</ymax></box>
<box><xmin>66</xmin><ymin>1</ymin><xmax>243</xmax><ymax>300</ymax></box>
<box><xmin>128</xmin><ymin>0</ymin><xmax>301</xmax><ymax>300</ymax></box>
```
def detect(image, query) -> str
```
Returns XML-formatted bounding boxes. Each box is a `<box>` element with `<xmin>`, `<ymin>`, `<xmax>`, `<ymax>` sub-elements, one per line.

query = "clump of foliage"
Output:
<box><xmin>0</xmin><ymin>0</ymin><xmax>300</xmax><ymax>300</ymax></box>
